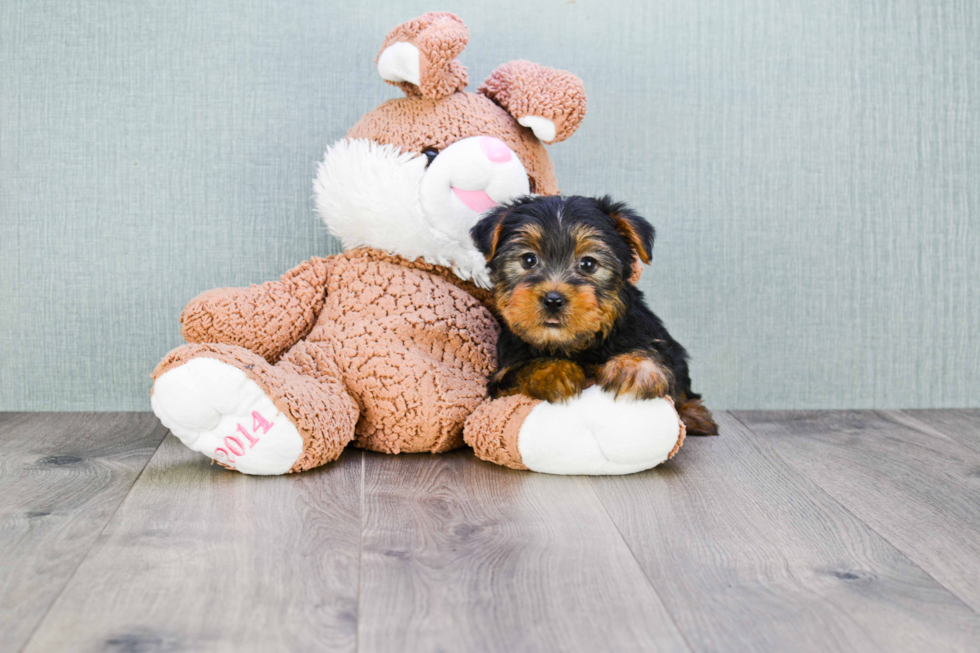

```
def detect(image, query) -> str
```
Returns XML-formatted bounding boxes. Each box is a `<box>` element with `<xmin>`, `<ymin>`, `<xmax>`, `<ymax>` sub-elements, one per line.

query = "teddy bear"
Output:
<box><xmin>150</xmin><ymin>12</ymin><xmax>686</xmax><ymax>476</ymax></box>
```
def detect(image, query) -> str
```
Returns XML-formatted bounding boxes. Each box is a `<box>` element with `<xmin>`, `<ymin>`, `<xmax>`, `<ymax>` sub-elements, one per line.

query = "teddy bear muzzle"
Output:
<box><xmin>419</xmin><ymin>134</ymin><xmax>531</xmax><ymax>247</ymax></box>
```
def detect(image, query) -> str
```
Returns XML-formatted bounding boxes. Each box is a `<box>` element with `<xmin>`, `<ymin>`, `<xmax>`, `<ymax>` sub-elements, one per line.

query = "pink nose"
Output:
<box><xmin>480</xmin><ymin>136</ymin><xmax>512</xmax><ymax>163</ymax></box>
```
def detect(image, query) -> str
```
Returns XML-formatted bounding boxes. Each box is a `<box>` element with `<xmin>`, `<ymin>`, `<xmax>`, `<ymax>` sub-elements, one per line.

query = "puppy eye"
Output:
<box><xmin>422</xmin><ymin>148</ymin><xmax>440</xmax><ymax>167</ymax></box>
<box><xmin>520</xmin><ymin>253</ymin><xmax>538</xmax><ymax>270</ymax></box>
<box><xmin>579</xmin><ymin>257</ymin><xmax>598</xmax><ymax>274</ymax></box>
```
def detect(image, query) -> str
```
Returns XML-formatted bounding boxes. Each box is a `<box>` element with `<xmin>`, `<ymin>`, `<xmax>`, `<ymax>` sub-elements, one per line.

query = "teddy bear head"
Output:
<box><xmin>314</xmin><ymin>12</ymin><xmax>587</xmax><ymax>287</ymax></box>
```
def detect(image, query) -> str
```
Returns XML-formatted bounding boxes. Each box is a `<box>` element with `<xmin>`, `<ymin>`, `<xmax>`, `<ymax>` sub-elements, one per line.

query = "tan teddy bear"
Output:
<box><xmin>150</xmin><ymin>13</ymin><xmax>686</xmax><ymax>475</ymax></box>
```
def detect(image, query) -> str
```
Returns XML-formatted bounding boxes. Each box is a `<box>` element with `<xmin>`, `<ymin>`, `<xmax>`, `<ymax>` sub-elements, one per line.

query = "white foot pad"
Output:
<box><xmin>151</xmin><ymin>358</ymin><xmax>303</xmax><ymax>475</ymax></box>
<box><xmin>517</xmin><ymin>386</ymin><xmax>682</xmax><ymax>475</ymax></box>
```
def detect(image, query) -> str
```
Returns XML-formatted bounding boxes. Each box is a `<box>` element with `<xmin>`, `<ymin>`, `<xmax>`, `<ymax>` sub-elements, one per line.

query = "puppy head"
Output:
<box><xmin>471</xmin><ymin>195</ymin><xmax>654</xmax><ymax>352</ymax></box>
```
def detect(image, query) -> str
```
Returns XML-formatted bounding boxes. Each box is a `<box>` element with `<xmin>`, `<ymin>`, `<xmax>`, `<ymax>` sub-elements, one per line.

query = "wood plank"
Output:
<box><xmin>900</xmin><ymin>409</ymin><xmax>980</xmax><ymax>455</ymax></box>
<box><xmin>357</xmin><ymin>450</ymin><xmax>690</xmax><ymax>653</ymax></box>
<box><xmin>734</xmin><ymin>410</ymin><xmax>980</xmax><ymax>616</ymax></box>
<box><xmin>591</xmin><ymin>412</ymin><xmax>980</xmax><ymax>653</ymax></box>
<box><xmin>0</xmin><ymin>412</ymin><xmax>166</xmax><ymax>653</ymax></box>
<box><xmin>21</xmin><ymin>435</ymin><xmax>362</xmax><ymax>653</ymax></box>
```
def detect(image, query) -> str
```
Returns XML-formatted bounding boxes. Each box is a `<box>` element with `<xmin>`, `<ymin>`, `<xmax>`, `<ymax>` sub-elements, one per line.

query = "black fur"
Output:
<box><xmin>472</xmin><ymin>194</ymin><xmax>717</xmax><ymax>434</ymax></box>
<box><xmin>490</xmin><ymin>285</ymin><xmax>698</xmax><ymax>400</ymax></box>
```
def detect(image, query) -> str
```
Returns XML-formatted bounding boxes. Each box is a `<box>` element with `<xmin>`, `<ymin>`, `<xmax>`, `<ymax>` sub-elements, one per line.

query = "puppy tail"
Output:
<box><xmin>676</xmin><ymin>397</ymin><xmax>719</xmax><ymax>436</ymax></box>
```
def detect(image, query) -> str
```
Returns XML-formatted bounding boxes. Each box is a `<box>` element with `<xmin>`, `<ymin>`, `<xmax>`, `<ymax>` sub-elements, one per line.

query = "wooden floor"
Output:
<box><xmin>2</xmin><ymin>411</ymin><xmax>980</xmax><ymax>652</ymax></box>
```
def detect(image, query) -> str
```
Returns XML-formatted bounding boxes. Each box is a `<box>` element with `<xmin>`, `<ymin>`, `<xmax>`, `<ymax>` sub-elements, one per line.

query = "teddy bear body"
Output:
<box><xmin>150</xmin><ymin>13</ymin><xmax>686</xmax><ymax>476</ymax></box>
<box><xmin>154</xmin><ymin>249</ymin><xmax>499</xmax><ymax>473</ymax></box>
<box><xmin>311</xmin><ymin>251</ymin><xmax>497</xmax><ymax>454</ymax></box>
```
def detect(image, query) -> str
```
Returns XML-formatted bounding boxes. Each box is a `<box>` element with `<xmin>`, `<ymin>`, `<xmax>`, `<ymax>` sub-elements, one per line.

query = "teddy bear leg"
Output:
<box><xmin>464</xmin><ymin>387</ymin><xmax>686</xmax><ymax>475</ymax></box>
<box><xmin>151</xmin><ymin>343</ymin><xmax>358</xmax><ymax>475</ymax></box>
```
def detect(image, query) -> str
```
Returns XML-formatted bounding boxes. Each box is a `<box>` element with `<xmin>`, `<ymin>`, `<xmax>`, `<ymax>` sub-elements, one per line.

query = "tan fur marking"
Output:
<box><xmin>517</xmin><ymin>223</ymin><xmax>544</xmax><ymax>248</ymax></box>
<box><xmin>485</xmin><ymin>219</ymin><xmax>507</xmax><ymax>261</ymax></box>
<box><xmin>612</xmin><ymin>214</ymin><xmax>651</xmax><ymax>264</ymax></box>
<box><xmin>571</xmin><ymin>225</ymin><xmax>604</xmax><ymax>259</ymax></box>
<box><xmin>510</xmin><ymin>359</ymin><xmax>586</xmax><ymax>403</ymax></box>
<box><xmin>496</xmin><ymin>219</ymin><xmax>626</xmax><ymax>355</ymax></box>
<box><xmin>498</xmin><ymin>280</ymin><xmax>613</xmax><ymax>353</ymax></box>
<box><xmin>597</xmin><ymin>351</ymin><xmax>673</xmax><ymax>400</ymax></box>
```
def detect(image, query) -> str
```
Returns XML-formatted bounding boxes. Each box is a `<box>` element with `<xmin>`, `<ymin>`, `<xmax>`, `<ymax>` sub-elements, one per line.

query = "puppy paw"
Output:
<box><xmin>598</xmin><ymin>352</ymin><xmax>673</xmax><ymax>400</ymax></box>
<box><xmin>513</xmin><ymin>359</ymin><xmax>587</xmax><ymax>403</ymax></box>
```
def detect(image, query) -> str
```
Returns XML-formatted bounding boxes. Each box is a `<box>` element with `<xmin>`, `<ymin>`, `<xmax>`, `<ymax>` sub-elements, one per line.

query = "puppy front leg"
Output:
<box><xmin>597</xmin><ymin>351</ymin><xmax>674</xmax><ymax>400</ymax></box>
<box><xmin>494</xmin><ymin>359</ymin><xmax>587</xmax><ymax>403</ymax></box>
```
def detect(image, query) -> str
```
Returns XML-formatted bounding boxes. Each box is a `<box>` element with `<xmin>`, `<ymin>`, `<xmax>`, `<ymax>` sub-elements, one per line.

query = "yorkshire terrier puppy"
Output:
<box><xmin>471</xmin><ymin>195</ymin><xmax>718</xmax><ymax>435</ymax></box>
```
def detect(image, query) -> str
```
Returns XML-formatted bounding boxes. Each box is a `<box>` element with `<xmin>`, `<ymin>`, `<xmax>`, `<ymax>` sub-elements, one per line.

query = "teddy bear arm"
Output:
<box><xmin>463</xmin><ymin>395</ymin><xmax>538</xmax><ymax>470</ymax></box>
<box><xmin>464</xmin><ymin>391</ymin><xmax>687</xmax><ymax>475</ymax></box>
<box><xmin>179</xmin><ymin>257</ymin><xmax>334</xmax><ymax>363</ymax></box>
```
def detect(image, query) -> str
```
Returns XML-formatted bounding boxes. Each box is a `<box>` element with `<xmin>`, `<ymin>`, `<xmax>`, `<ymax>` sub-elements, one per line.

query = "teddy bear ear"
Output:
<box><xmin>478</xmin><ymin>60</ymin><xmax>587</xmax><ymax>144</ymax></box>
<box><xmin>375</xmin><ymin>12</ymin><xmax>469</xmax><ymax>100</ymax></box>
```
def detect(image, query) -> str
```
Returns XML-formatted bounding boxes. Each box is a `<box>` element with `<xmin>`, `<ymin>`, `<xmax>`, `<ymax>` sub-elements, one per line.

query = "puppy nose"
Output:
<box><xmin>480</xmin><ymin>136</ymin><xmax>512</xmax><ymax>163</ymax></box>
<box><xmin>542</xmin><ymin>292</ymin><xmax>566</xmax><ymax>312</ymax></box>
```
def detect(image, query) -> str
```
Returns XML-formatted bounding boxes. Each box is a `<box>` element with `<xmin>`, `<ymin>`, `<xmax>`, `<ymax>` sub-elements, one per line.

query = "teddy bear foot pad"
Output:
<box><xmin>518</xmin><ymin>387</ymin><xmax>685</xmax><ymax>475</ymax></box>
<box><xmin>151</xmin><ymin>358</ymin><xmax>303</xmax><ymax>475</ymax></box>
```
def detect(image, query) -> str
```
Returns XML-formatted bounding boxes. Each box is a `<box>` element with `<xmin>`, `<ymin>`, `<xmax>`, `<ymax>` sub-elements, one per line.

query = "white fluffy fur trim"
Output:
<box><xmin>151</xmin><ymin>358</ymin><xmax>303</xmax><ymax>475</ymax></box>
<box><xmin>313</xmin><ymin>138</ymin><xmax>492</xmax><ymax>287</ymax></box>
<box><xmin>377</xmin><ymin>42</ymin><xmax>421</xmax><ymax>86</ymax></box>
<box><xmin>517</xmin><ymin>115</ymin><xmax>557</xmax><ymax>143</ymax></box>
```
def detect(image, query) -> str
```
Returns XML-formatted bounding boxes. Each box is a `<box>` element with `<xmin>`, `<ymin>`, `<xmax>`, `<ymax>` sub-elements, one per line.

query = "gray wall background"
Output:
<box><xmin>1</xmin><ymin>0</ymin><xmax>977</xmax><ymax>411</ymax></box>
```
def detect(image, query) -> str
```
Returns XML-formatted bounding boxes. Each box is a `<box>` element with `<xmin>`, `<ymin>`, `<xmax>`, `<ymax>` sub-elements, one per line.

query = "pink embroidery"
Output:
<box><xmin>212</xmin><ymin>412</ymin><xmax>276</xmax><ymax>467</ymax></box>
<box><xmin>224</xmin><ymin>436</ymin><xmax>245</xmax><ymax>456</ymax></box>
<box><xmin>238</xmin><ymin>423</ymin><xmax>259</xmax><ymax>447</ymax></box>
<box><xmin>252</xmin><ymin>411</ymin><xmax>274</xmax><ymax>434</ymax></box>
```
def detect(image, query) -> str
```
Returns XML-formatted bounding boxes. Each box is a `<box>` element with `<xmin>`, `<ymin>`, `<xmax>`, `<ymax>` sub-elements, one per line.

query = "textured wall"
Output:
<box><xmin>1</xmin><ymin>0</ymin><xmax>977</xmax><ymax>410</ymax></box>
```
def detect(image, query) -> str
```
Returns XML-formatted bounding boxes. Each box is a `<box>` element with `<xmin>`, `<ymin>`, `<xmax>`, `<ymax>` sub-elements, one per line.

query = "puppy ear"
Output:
<box><xmin>596</xmin><ymin>196</ymin><xmax>655</xmax><ymax>265</ymax></box>
<box><xmin>470</xmin><ymin>206</ymin><xmax>509</xmax><ymax>261</ymax></box>
<box><xmin>478</xmin><ymin>60</ymin><xmax>586</xmax><ymax>143</ymax></box>
<box><xmin>376</xmin><ymin>13</ymin><xmax>469</xmax><ymax>99</ymax></box>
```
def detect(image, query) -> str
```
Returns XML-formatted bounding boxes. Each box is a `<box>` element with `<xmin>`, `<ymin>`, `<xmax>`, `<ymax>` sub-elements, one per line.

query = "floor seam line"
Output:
<box><xmin>888</xmin><ymin>409</ymin><xmax>980</xmax><ymax>457</ymax></box>
<box><xmin>586</xmin><ymin>475</ymin><xmax>697</xmax><ymax>653</ymax></box>
<box><xmin>16</xmin><ymin>420</ymin><xmax>168</xmax><ymax>653</ymax></box>
<box><xmin>355</xmin><ymin>449</ymin><xmax>365</xmax><ymax>653</ymax></box>
<box><xmin>728</xmin><ymin>410</ymin><xmax>980</xmax><ymax>620</ymax></box>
